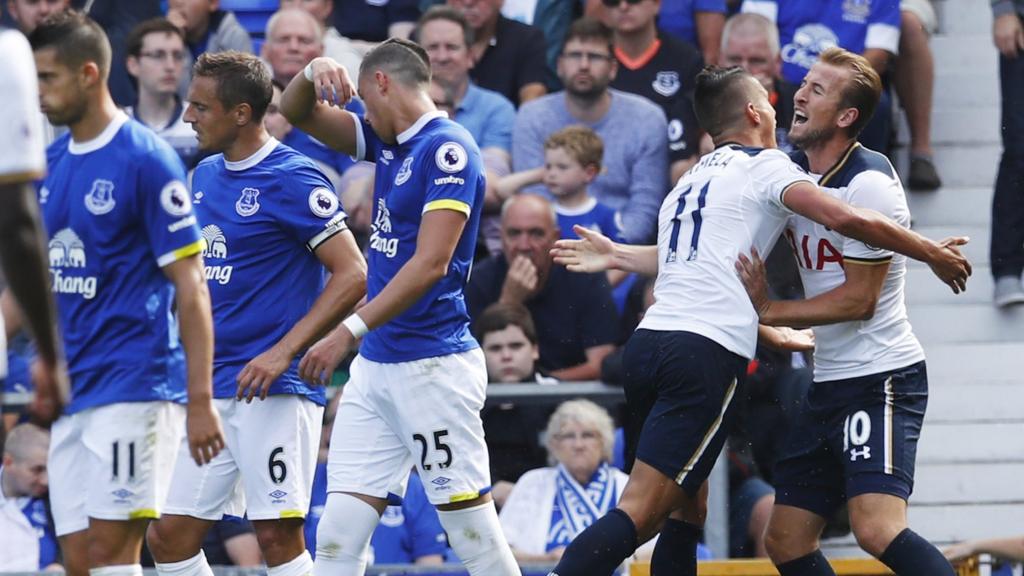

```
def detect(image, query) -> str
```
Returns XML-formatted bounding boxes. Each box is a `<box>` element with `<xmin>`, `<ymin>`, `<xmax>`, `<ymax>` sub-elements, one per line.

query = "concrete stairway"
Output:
<box><xmin>823</xmin><ymin>0</ymin><xmax>1024</xmax><ymax>556</ymax></box>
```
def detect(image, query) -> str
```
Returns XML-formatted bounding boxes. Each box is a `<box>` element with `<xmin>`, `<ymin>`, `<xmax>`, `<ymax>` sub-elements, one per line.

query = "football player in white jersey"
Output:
<box><xmin>735</xmin><ymin>48</ymin><xmax>959</xmax><ymax>576</ymax></box>
<box><xmin>0</xmin><ymin>21</ymin><xmax>67</xmax><ymax>430</ymax></box>
<box><xmin>546</xmin><ymin>65</ymin><xmax>970</xmax><ymax>576</ymax></box>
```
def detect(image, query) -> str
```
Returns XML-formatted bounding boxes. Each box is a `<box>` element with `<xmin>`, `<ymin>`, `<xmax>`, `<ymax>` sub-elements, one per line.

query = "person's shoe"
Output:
<box><xmin>993</xmin><ymin>275</ymin><xmax>1024</xmax><ymax>307</ymax></box>
<box><xmin>908</xmin><ymin>156</ymin><xmax>942</xmax><ymax>191</ymax></box>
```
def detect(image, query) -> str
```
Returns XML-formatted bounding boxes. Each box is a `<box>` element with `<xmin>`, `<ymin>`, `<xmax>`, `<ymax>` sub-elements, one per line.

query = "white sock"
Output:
<box><xmin>89</xmin><ymin>565</ymin><xmax>144</xmax><ymax>576</ymax></box>
<box><xmin>313</xmin><ymin>493</ymin><xmax>379</xmax><ymax>576</ymax></box>
<box><xmin>153</xmin><ymin>551</ymin><xmax>214</xmax><ymax>576</ymax></box>
<box><xmin>438</xmin><ymin>501</ymin><xmax>519</xmax><ymax>576</ymax></box>
<box><xmin>268</xmin><ymin>550</ymin><xmax>314</xmax><ymax>576</ymax></box>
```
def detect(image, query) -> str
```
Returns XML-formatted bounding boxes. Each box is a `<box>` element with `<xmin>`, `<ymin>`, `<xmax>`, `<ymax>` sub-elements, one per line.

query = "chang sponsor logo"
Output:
<box><xmin>202</xmin><ymin>224</ymin><xmax>233</xmax><ymax>285</ymax></box>
<box><xmin>48</xmin><ymin>228</ymin><xmax>97</xmax><ymax>299</ymax></box>
<box><xmin>369</xmin><ymin>198</ymin><xmax>398</xmax><ymax>258</ymax></box>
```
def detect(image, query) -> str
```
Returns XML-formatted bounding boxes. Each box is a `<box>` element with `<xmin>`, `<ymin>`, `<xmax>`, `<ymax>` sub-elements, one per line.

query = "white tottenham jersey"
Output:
<box><xmin>0</xmin><ymin>28</ymin><xmax>47</xmax><ymax>378</ymax></box>
<box><xmin>639</xmin><ymin>144</ymin><xmax>813</xmax><ymax>359</ymax></box>
<box><xmin>786</xmin><ymin>143</ymin><xmax>924</xmax><ymax>382</ymax></box>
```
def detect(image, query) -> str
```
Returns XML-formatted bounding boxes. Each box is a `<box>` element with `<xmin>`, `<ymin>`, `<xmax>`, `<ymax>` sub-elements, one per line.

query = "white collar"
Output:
<box><xmin>554</xmin><ymin>196</ymin><xmax>597</xmax><ymax>216</ymax></box>
<box><xmin>68</xmin><ymin>111</ymin><xmax>129</xmax><ymax>155</ymax></box>
<box><xmin>225</xmin><ymin>137</ymin><xmax>279</xmax><ymax>171</ymax></box>
<box><xmin>396</xmin><ymin>111</ymin><xmax>447</xmax><ymax>145</ymax></box>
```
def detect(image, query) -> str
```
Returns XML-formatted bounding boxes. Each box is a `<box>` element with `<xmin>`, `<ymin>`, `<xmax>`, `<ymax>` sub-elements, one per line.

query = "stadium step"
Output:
<box><xmin>908</xmin><ymin>303</ymin><xmax>1024</xmax><ymax>344</ymax></box>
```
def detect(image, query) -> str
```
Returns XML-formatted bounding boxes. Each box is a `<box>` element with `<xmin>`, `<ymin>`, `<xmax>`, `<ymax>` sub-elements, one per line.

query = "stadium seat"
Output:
<box><xmin>629</xmin><ymin>558</ymin><xmax>982</xmax><ymax>576</ymax></box>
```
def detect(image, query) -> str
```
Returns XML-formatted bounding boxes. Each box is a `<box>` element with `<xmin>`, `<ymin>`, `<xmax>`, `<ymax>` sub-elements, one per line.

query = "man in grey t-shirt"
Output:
<box><xmin>512</xmin><ymin>18</ymin><xmax>668</xmax><ymax>244</ymax></box>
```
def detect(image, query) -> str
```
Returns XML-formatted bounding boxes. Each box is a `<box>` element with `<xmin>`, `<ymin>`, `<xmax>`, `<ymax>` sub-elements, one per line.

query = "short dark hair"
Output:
<box><xmin>413</xmin><ymin>5</ymin><xmax>474</xmax><ymax>47</ymax></box>
<box><xmin>694</xmin><ymin>65</ymin><xmax>758</xmax><ymax>138</ymax></box>
<box><xmin>473</xmin><ymin>303</ymin><xmax>538</xmax><ymax>345</ymax></box>
<box><xmin>562</xmin><ymin>17</ymin><xmax>614</xmax><ymax>56</ymax></box>
<box><xmin>818</xmin><ymin>47</ymin><xmax>882</xmax><ymax>137</ymax></box>
<box><xmin>126</xmin><ymin>18</ymin><xmax>184</xmax><ymax>58</ymax></box>
<box><xmin>193</xmin><ymin>51</ymin><xmax>273</xmax><ymax>121</ymax></box>
<box><xmin>30</xmin><ymin>10</ymin><xmax>111</xmax><ymax>79</ymax></box>
<box><xmin>360</xmin><ymin>37</ymin><xmax>432</xmax><ymax>87</ymax></box>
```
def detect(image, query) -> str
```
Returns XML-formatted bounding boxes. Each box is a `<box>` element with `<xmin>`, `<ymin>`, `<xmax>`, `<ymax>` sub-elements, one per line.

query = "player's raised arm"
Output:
<box><xmin>551</xmin><ymin>224</ymin><xmax>660</xmax><ymax>276</ymax></box>
<box><xmin>162</xmin><ymin>254</ymin><xmax>225</xmax><ymax>465</ymax></box>
<box><xmin>280</xmin><ymin>56</ymin><xmax>360</xmax><ymax>157</ymax></box>
<box><xmin>781</xmin><ymin>181</ymin><xmax>972</xmax><ymax>294</ymax></box>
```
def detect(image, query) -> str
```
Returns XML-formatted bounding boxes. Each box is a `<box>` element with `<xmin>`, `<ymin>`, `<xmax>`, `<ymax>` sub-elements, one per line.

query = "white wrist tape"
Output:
<box><xmin>304</xmin><ymin>62</ymin><xmax>315</xmax><ymax>82</ymax></box>
<box><xmin>342</xmin><ymin>313</ymin><xmax>368</xmax><ymax>339</ymax></box>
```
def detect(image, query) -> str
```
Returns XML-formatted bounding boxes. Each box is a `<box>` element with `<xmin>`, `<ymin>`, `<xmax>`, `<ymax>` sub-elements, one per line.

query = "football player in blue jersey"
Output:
<box><xmin>281</xmin><ymin>39</ymin><xmax>520</xmax><ymax>576</ymax></box>
<box><xmin>29</xmin><ymin>11</ymin><xmax>224</xmax><ymax>576</ymax></box>
<box><xmin>146</xmin><ymin>51</ymin><xmax>368</xmax><ymax>576</ymax></box>
<box><xmin>0</xmin><ymin>19</ymin><xmax>67</xmax><ymax>430</ymax></box>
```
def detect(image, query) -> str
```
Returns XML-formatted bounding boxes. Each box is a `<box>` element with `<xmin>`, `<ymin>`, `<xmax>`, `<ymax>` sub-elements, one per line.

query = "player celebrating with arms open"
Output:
<box><xmin>281</xmin><ymin>39</ymin><xmax>520</xmax><ymax>576</ymax></box>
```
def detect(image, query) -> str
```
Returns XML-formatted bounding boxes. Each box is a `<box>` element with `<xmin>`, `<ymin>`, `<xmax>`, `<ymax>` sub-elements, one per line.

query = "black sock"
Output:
<box><xmin>650</xmin><ymin>518</ymin><xmax>701</xmax><ymax>576</ymax></box>
<box><xmin>777</xmin><ymin>550</ymin><xmax>837</xmax><ymax>576</ymax></box>
<box><xmin>549</xmin><ymin>508</ymin><xmax>637</xmax><ymax>576</ymax></box>
<box><xmin>879</xmin><ymin>528</ymin><xmax>956</xmax><ymax>575</ymax></box>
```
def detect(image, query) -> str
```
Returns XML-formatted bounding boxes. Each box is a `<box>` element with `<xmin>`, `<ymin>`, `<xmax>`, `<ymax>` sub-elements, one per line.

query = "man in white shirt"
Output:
<box><xmin>0</xmin><ymin>423</ymin><xmax>54</xmax><ymax>571</ymax></box>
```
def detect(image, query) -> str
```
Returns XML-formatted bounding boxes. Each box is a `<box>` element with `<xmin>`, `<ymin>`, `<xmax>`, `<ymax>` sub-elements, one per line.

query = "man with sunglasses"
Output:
<box><xmin>512</xmin><ymin>17</ymin><xmax>669</xmax><ymax>244</ymax></box>
<box><xmin>606</xmin><ymin>0</ymin><xmax>704</xmax><ymax>183</ymax></box>
<box><xmin>125</xmin><ymin>18</ymin><xmax>200</xmax><ymax>168</ymax></box>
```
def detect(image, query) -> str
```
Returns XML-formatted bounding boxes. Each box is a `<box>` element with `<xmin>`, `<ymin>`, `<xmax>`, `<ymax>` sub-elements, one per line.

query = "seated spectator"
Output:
<box><xmin>306</xmin><ymin>390</ymin><xmax>447</xmax><ymax>564</ymax></box>
<box><xmin>5</xmin><ymin>0</ymin><xmax>67</xmax><ymax>35</ymax></box>
<box><xmin>513</xmin><ymin>18</ymin><xmax>669</xmax><ymax>244</ymax></box>
<box><xmin>657</xmin><ymin>0</ymin><xmax>726</xmax><ymax>63</ymax></box>
<box><xmin>945</xmin><ymin>536</ymin><xmax>1024</xmax><ymax>573</ymax></box>
<box><xmin>280</xmin><ymin>0</ymin><xmax>363</xmax><ymax>85</ymax></box>
<box><xmin>85</xmin><ymin>0</ymin><xmax>163</xmax><ymax>107</ymax></box>
<box><xmin>125</xmin><ymin>18</ymin><xmax>201</xmax><ymax>168</ymax></box>
<box><xmin>741</xmin><ymin>0</ymin><xmax>900</xmax><ymax>154</ymax></box>
<box><xmin>0</xmin><ymin>423</ymin><xmax>59</xmax><ymax>571</ymax></box>
<box><xmin>608</xmin><ymin>0</ymin><xmax>704</xmax><ymax>182</ymax></box>
<box><xmin>415</xmin><ymin>6</ymin><xmax>516</xmax><ymax>250</ymax></box>
<box><xmin>168</xmin><ymin>0</ymin><xmax>252</xmax><ymax>96</ymax></box>
<box><xmin>263</xmin><ymin>8</ymin><xmax>360</xmax><ymax>183</ymax></box>
<box><xmin>1</xmin><ymin>336</ymin><xmax>33</xmax><ymax>432</ymax></box>
<box><xmin>499</xmin><ymin>399</ymin><xmax>644</xmax><ymax>564</ymax></box>
<box><xmin>894</xmin><ymin>0</ymin><xmax>941</xmax><ymax>190</ymax></box>
<box><xmin>332</xmin><ymin>0</ymin><xmax>419</xmax><ymax>48</ymax></box>
<box><xmin>499</xmin><ymin>0</ymin><xmax>576</xmax><ymax>91</ymax></box>
<box><xmin>474</xmin><ymin>303</ymin><xmax>557</xmax><ymax>504</ymax></box>
<box><xmin>265</xmin><ymin>80</ymin><xmax>293</xmax><ymax>142</ymax></box>
<box><xmin>466</xmin><ymin>194</ymin><xmax>618</xmax><ymax>380</ymax></box>
<box><xmin>199</xmin><ymin>519</ymin><xmax>263</xmax><ymax>566</ymax></box>
<box><xmin>448</xmin><ymin>0</ymin><xmax>548</xmax><ymax>106</ymax></box>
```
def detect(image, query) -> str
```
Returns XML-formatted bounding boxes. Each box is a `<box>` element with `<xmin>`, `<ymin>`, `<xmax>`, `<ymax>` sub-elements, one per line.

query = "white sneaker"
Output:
<box><xmin>993</xmin><ymin>275</ymin><xmax>1024</xmax><ymax>307</ymax></box>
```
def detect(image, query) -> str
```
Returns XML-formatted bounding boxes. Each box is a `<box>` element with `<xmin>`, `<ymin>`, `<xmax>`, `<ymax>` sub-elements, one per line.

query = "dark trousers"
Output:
<box><xmin>992</xmin><ymin>48</ymin><xmax>1024</xmax><ymax>278</ymax></box>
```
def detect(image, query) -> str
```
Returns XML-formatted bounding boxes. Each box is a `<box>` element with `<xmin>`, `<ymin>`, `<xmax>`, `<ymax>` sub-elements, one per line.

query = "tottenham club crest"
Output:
<box><xmin>235</xmin><ymin>187</ymin><xmax>261</xmax><ymax>217</ymax></box>
<box><xmin>652</xmin><ymin>71</ymin><xmax>681</xmax><ymax>97</ymax></box>
<box><xmin>436</xmin><ymin>142</ymin><xmax>468</xmax><ymax>174</ymax></box>
<box><xmin>84</xmin><ymin>179</ymin><xmax>116</xmax><ymax>215</ymax></box>
<box><xmin>160</xmin><ymin>180</ymin><xmax>192</xmax><ymax>216</ymax></box>
<box><xmin>308</xmin><ymin>187</ymin><xmax>339</xmax><ymax>218</ymax></box>
<box><xmin>395</xmin><ymin>156</ymin><xmax>414</xmax><ymax>186</ymax></box>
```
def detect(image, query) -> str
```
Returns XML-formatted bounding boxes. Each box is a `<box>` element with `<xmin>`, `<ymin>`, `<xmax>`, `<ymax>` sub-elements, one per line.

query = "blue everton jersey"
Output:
<box><xmin>41</xmin><ymin>113</ymin><xmax>202</xmax><ymax>413</ymax></box>
<box><xmin>352</xmin><ymin>112</ymin><xmax>484</xmax><ymax>363</ymax></box>
<box><xmin>556</xmin><ymin>197</ymin><xmax>624</xmax><ymax>243</ymax></box>
<box><xmin>742</xmin><ymin>0</ymin><xmax>900</xmax><ymax>85</ymax></box>
<box><xmin>191</xmin><ymin>139</ymin><xmax>347</xmax><ymax>405</ymax></box>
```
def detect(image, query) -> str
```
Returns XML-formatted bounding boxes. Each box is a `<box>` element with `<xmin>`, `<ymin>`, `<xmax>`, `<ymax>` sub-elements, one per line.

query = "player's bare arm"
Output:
<box><xmin>0</xmin><ymin>180</ymin><xmax>69</xmax><ymax>425</ymax></box>
<box><xmin>782</xmin><ymin>181</ymin><xmax>972</xmax><ymax>293</ymax></box>
<box><xmin>551</xmin><ymin>224</ymin><xmax>660</xmax><ymax>276</ymax></box>
<box><xmin>299</xmin><ymin>208</ymin><xmax>469</xmax><ymax>384</ymax></box>
<box><xmin>237</xmin><ymin>230</ymin><xmax>367</xmax><ymax>402</ymax></box>
<box><xmin>163</xmin><ymin>253</ymin><xmax>225</xmax><ymax>465</ymax></box>
<box><xmin>757</xmin><ymin>324</ymin><xmax>815</xmax><ymax>352</ymax></box>
<box><xmin>737</xmin><ymin>246</ymin><xmax>890</xmax><ymax>326</ymax></box>
<box><xmin>280</xmin><ymin>57</ymin><xmax>360</xmax><ymax>157</ymax></box>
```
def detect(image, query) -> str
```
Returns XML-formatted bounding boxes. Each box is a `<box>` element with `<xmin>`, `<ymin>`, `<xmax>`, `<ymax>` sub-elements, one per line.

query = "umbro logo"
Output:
<box><xmin>431</xmin><ymin>476</ymin><xmax>451</xmax><ymax>486</ymax></box>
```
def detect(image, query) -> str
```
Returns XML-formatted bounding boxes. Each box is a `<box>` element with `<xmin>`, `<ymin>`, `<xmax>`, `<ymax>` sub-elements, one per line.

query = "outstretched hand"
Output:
<box><xmin>929</xmin><ymin>236</ymin><xmax>972</xmax><ymax>294</ymax></box>
<box><xmin>550</xmin><ymin>225</ymin><xmax>616</xmax><ymax>273</ymax></box>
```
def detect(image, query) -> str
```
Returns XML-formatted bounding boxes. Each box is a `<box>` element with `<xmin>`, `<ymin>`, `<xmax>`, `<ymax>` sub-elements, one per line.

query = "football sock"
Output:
<box><xmin>90</xmin><ymin>565</ymin><xmax>144</xmax><ymax>576</ymax></box>
<box><xmin>549</xmin><ymin>508</ymin><xmax>638</xmax><ymax>576</ymax></box>
<box><xmin>154</xmin><ymin>551</ymin><xmax>213</xmax><ymax>576</ymax></box>
<box><xmin>268</xmin><ymin>551</ymin><xmax>314</xmax><ymax>576</ymax></box>
<box><xmin>878</xmin><ymin>528</ymin><xmax>956</xmax><ymax>575</ymax></box>
<box><xmin>650</xmin><ymin>518</ymin><xmax>701</xmax><ymax>576</ymax></box>
<box><xmin>312</xmin><ymin>493</ymin><xmax>378</xmax><ymax>576</ymax></box>
<box><xmin>437</xmin><ymin>501</ymin><xmax>519</xmax><ymax>576</ymax></box>
<box><xmin>776</xmin><ymin>550</ymin><xmax>837</xmax><ymax>576</ymax></box>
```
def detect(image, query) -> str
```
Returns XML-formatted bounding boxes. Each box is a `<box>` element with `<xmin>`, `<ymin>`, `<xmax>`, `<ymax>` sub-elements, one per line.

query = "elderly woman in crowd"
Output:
<box><xmin>498</xmin><ymin>399</ymin><xmax>639</xmax><ymax>564</ymax></box>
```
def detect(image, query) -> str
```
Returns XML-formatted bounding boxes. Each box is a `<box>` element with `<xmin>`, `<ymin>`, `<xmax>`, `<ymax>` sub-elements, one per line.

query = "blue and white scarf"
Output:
<box><xmin>546</xmin><ymin>462</ymin><xmax>619</xmax><ymax>552</ymax></box>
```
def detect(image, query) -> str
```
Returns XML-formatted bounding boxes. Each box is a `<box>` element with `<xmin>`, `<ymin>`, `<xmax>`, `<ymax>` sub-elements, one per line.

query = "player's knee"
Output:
<box><xmin>253</xmin><ymin>520</ymin><xmax>304</xmax><ymax>563</ymax></box>
<box><xmin>146</xmin><ymin>521</ymin><xmax>177</xmax><ymax>561</ymax></box>
<box><xmin>764</xmin><ymin>522</ymin><xmax>814</xmax><ymax>564</ymax></box>
<box><xmin>851</xmin><ymin>518</ymin><xmax>902</xmax><ymax>558</ymax></box>
<box><xmin>146</xmin><ymin>519</ymin><xmax>200</xmax><ymax>562</ymax></box>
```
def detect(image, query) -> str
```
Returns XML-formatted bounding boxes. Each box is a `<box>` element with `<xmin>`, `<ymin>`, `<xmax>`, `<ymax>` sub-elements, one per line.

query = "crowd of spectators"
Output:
<box><xmin>4</xmin><ymin>0</ymin><xmax>1019</xmax><ymax>572</ymax></box>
